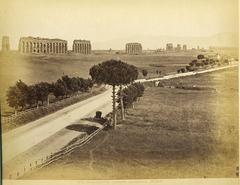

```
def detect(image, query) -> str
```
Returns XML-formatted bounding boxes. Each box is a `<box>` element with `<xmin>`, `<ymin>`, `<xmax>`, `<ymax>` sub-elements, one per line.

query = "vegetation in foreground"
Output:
<box><xmin>24</xmin><ymin>67</ymin><xmax>238</xmax><ymax>179</ymax></box>
<box><xmin>2</xmin><ymin>86</ymin><xmax>105</xmax><ymax>133</ymax></box>
<box><xmin>90</xmin><ymin>59</ymin><xmax>139</xmax><ymax>128</ymax></box>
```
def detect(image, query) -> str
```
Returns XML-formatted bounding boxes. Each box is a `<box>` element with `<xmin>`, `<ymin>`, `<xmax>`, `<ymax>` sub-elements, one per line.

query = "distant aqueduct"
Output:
<box><xmin>18</xmin><ymin>37</ymin><xmax>68</xmax><ymax>54</ymax></box>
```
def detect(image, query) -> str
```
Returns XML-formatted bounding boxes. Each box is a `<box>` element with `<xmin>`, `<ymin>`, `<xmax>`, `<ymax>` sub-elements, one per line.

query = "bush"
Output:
<box><xmin>7</xmin><ymin>76</ymin><xmax>94</xmax><ymax>111</ymax></box>
<box><xmin>180</xmin><ymin>68</ymin><xmax>186</xmax><ymax>73</ymax></box>
<box><xmin>117</xmin><ymin>83</ymin><xmax>145</xmax><ymax>109</ymax></box>
<box><xmin>197</xmin><ymin>54</ymin><xmax>204</xmax><ymax>59</ymax></box>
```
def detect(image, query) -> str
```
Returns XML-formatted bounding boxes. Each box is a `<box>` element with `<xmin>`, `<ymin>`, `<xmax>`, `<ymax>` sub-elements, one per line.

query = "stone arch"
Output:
<box><xmin>50</xmin><ymin>43</ymin><xmax>52</xmax><ymax>53</ymax></box>
<box><xmin>59</xmin><ymin>43</ymin><xmax>61</xmax><ymax>53</ymax></box>
<box><xmin>30</xmin><ymin>42</ymin><xmax>33</xmax><ymax>53</ymax></box>
<box><xmin>56</xmin><ymin>43</ymin><xmax>58</xmax><ymax>53</ymax></box>
<box><xmin>40</xmin><ymin>43</ymin><xmax>43</xmax><ymax>53</ymax></box>
<box><xmin>47</xmin><ymin>43</ymin><xmax>49</xmax><ymax>53</ymax></box>
<box><xmin>22</xmin><ymin>41</ymin><xmax>25</xmax><ymax>53</ymax></box>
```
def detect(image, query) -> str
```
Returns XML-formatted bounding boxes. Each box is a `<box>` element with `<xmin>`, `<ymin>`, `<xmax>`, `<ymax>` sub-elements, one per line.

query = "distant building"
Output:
<box><xmin>197</xmin><ymin>45</ymin><xmax>200</xmax><ymax>50</ymax></box>
<box><xmin>183</xmin><ymin>44</ymin><xmax>187</xmax><ymax>51</ymax></box>
<box><xmin>73</xmin><ymin>40</ymin><xmax>91</xmax><ymax>54</ymax></box>
<box><xmin>166</xmin><ymin>43</ymin><xmax>173</xmax><ymax>51</ymax></box>
<box><xmin>18</xmin><ymin>36</ymin><xmax>67</xmax><ymax>54</ymax></box>
<box><xmin>2</xmin><ymin>36</ymin><xmax>10</xmax><ymax>52</ymax></box>
<box><xmin>176</xmin><ymin>44</ymin><xmax>181</xmax><ymax>51</ymax></box>
<box><xmin>125</xmin><ymin>43</ymin><xmax>142</xmax><ymax>54</ymax></box>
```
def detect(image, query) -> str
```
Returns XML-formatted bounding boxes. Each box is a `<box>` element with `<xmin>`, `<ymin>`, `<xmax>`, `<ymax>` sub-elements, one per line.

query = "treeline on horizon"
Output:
<box><xmin>177</xmin><ymin>54</ymin><xmax>231</xmax><ymax>73</ymax></box>
<box><xmin>6</xmin><ymin>76</ymin><xmax>94</xmax><ymax>112</ymax></box>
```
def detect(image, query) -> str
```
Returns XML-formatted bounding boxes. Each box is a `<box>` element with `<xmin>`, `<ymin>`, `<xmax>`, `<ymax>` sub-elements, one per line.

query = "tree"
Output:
<box><xmin>89</xmin><ymin>59</ymin><xmax>138</xmax><ymax>129</ymax></box>
<box><xmin>53</xmin><ymin>79</ymin><xmax>68</xmax><ymax>99</ymax></box>
<box><xmin>6</xmin><ymin>86</ymin><xmax>19</xmax><ymax>114</ymax></box>
<box><xmin>186</xmin><ymin>65</ymin><xmax>194</xmax><ymax>71</ymax></box>
<box><xmin>142</xmin><ymin>69</ymin><xmax>148</xmax><ymax>78</ymax></box>
<box><xmin>6</xmin><ymin>80</ymin><xmax>29</xmax><ymax>112</ymax></box>
<box><xmin>180</xmin><ymin>68</ymin><xmax>186</xmax><ymax>73</ymax></box>
<box><xmin>26</xmin><ymin>85</ymin><xmax>37</xmax><ymax>107</ymax></box>
<box><xmin>196</xmin><ymin>60</ymin><xmax>204</xmax><ymax>67</ymax></box>
<box><xmin>118</xmin><ymin>83</ymin><xmax>145</xmax><ymax>110</ymax></box>
<box><xmin>197</xmin><ymin>54</ymin><xmax>205</xmax><ymax>59</ymax></box>
<box><xmin>132</xmin><ymin>83</ymin><xmax>145</xmax><ymax>99</ymax></box>
<box><xmin>190</xmin><ymin>59</ymin><xmax>197</xmax><ymax>66</ymax></box>
<box><xmin>15</xmin><ymin>80</ymin><xmax>29</xmax><ymax>109</ymax></box>
<box><xmin>69</xmin><ymin>77</ymin><xmax>80</xmax><ymax>94</ymax></box>
<box><xmin>61</xmin><ymin>75</ymin><xmax>73</xmax><ymax>95</ymax></box>
<box><xmin>34</xmin><ymin>82</ymin><xmax>52</xmax><ymax>107</ymax></box>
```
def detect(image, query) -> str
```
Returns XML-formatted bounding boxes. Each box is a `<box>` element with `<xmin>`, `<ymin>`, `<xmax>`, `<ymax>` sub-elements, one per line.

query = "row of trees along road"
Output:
<box><xmin>117</xmin><ymin>82</ymin><xmax>145</xmax><ymax>116</ymax></box>
<box><xmin>177</xmin><ymin>54</ymin><xmax>230</xmax><ymax>73</ymax></box>
<box><xmin>89</xmin><ymin>59</ymin><xmax>139</xmax><ymax>129</ymax></box>
<box><xmin>7</xmin><ymin>76</ymin><xmax>93</xmax><ymax>114</ymax></box>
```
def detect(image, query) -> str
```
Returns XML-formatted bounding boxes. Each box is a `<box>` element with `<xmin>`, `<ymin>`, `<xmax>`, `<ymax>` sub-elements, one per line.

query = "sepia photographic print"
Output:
<box><xmin>0</xmin><ymin>0</ymin><xmax>239</xmax><ymax>185</ymax></box>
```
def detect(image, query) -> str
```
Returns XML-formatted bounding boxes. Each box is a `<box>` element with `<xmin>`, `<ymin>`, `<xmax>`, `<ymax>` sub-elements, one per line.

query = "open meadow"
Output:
<box><xmin>23</xmin><ymin>67</ymin><xmax>238</xmax><ymax>179</ymax></box>
<box><xmin>0</xmin><ymin>51</ymin><xmax>199</xmax><ymax>112</ymax></box>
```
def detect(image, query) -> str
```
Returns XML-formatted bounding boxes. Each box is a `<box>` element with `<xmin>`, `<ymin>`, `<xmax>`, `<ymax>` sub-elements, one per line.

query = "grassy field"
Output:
<box><xmin>24</xmin><ymin>67</ymin><xmax>238</xmax><ymax>179</ymax></box>
<box><xmin>0</xmin><ymin>51</ymin><xmax>199</xmax><ymax>112</ymax></box>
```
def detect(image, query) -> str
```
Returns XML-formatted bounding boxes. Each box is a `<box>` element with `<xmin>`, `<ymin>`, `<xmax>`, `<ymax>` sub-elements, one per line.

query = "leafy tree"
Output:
<box><xmin>6</xmin><ymin>80</ymin><xmax>29</xmax><ymax>112</ymax></box>
<box><xmin>34</xmin><ymin>82</ymin><xmax>52</xmax><ymax>106</ymax></box>
<box><xmin>197</xmin><ymin>54</ymin><xmax>205</xmax><ymax>59</ymax></box>
<box><xmin>142</xmin><ymin>69</ymin><xmax>148</xmax><ymax>78</ymax></box>
<box><xmin>186</xmin><ymin>65</ymin><xmax>194</xmax><ymax>71</ymax></box>
<box><xmin>26</xmin><ymin>85</ymin><xmax>37</xmax><ymax>107</ymax></box>
<box><xmin>15</xmin><ymin>80</ymin><xmax>29</xmax><ymax>109</ymax></box>
<box><xmin>53</xmin><ymin>79</ymin><xmax>68</xmax><ymax>99</ymax></box>
<box><xmin>180</xmin><ymin>68</ymin><xmax>186</xmax><ymax>73</ymax></box>
<box><xmin>118</xmin><ymin>83</ymin><xmax>145</xmax><ymax>110</ymax></box>
<box><xmin>189</xmin><ymin>59</ymin><xmax>197</xmax><ymax>66</ymax></box>
<box><xmin>6</xmin><ymin>86</ymin><xmax>19</xmax><ymax>114</ymax></box>
<box><xmin>70</xmin><ymin>77</ymin><xmax>80</xmax><ymax>94</ymax></box>
<box><xmin>196</xmin><ymin>60</ymin><xmax>204</xmax><ymax>67</ymax></box>
<box><xmin>89</xmin><ymin>59</ymin><xmax>138</xmax><ymax>128</ymax></box>
<box><xmin>132</xmin><ymin>83</ymin><xmax>145</xmax><ymax>98</ymax></box>
<box><xmin>203</xmin><ymin>59</ymin><xmax>209</xmax><ymax>65</ymax></box>
<box><xmin>61</xmin><ymin>75</ymin><xmax>73</xmax><ymax>95</ymax></box>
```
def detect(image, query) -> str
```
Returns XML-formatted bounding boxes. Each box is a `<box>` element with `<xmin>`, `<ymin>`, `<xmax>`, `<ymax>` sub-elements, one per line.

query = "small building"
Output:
<box><xmin>125</xmin><ymin>43</ymin><xmax>142</xmax><ymax>55</ymax></box>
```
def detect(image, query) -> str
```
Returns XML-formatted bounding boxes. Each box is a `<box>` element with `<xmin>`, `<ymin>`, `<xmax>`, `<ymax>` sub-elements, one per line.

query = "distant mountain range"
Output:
<box><xmin>93</xmin><ymin>32</ymin><xmax>238</xmax><ymax>50</ymax></box>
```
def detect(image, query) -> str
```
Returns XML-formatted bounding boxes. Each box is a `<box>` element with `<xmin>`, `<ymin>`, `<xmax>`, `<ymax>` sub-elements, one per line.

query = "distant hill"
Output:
<box><xmin>93</xmin><ymin>32</ymin><xmax>238</xmax><ymax>50</ymax></box>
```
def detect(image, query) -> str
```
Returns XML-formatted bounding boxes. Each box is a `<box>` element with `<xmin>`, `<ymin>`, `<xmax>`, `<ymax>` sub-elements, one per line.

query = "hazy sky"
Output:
<box><xmin>0</xmin><ymin>0</ymin><xmax>238</xmax><ymax>49</ymax></box>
